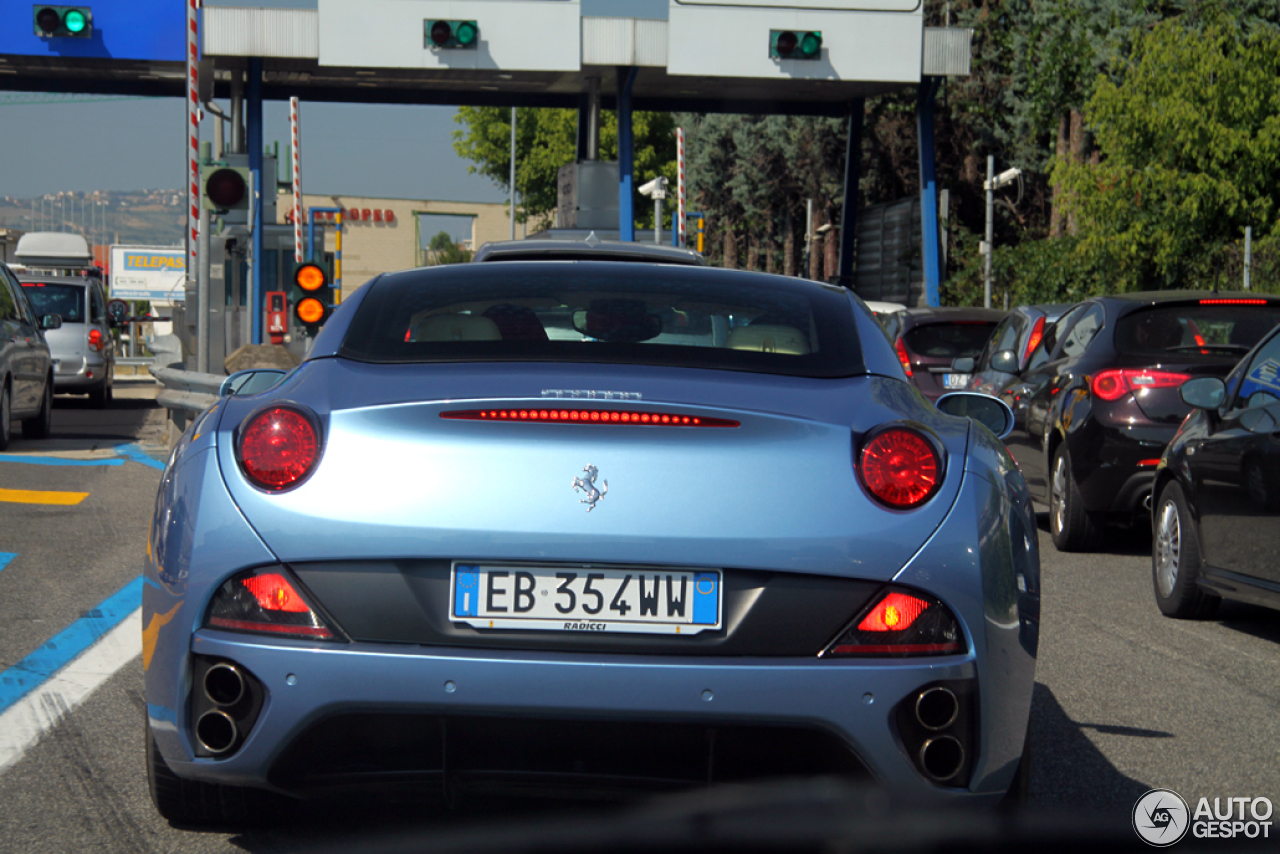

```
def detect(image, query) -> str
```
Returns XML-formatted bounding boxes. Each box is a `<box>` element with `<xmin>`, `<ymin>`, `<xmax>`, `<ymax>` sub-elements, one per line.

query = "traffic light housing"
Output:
<box><xmin>33</xmin><ymin>5</ymin><xmax>92</xmax><ymax>38</ymax></box>
<box><xmin>201</xmin><ymin>164</ymin><xmax>251</xmax><ymax>213</ymax></box>
<box><xmin>292</xmin><ymin>261</ymin><xmax>332</xmax><ymax>336</ymax></box>
<box><xmin>425</xmin><ymin>20</ymin><xmax>478</xmax><ymax>49</ymax></box>
<box><xmin>770</xmin><ymin>30</ymin><xmax>822</xmax><ymax>60</ymax></box>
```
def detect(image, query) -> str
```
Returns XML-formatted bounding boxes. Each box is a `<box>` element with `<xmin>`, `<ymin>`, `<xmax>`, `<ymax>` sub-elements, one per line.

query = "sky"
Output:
<box><xmin>0</xmin><ymin>0</ymin><xmax>669</xmax><ymax>205</ymax></box>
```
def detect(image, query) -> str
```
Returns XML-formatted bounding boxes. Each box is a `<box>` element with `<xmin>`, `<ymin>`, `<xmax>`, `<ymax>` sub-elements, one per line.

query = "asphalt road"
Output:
<box><xmin>0</xmin><ymin>391</ymin><xmax>1277</xmax><ymax>852</ymax></box>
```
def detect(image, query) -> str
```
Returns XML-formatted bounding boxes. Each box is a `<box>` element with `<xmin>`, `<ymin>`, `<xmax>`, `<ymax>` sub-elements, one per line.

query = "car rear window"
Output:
<box><xmin>338</xmin><ymin>262</ymin><xmax>864</xmax><ymax>378</ymax></box>
<box><xmin>1115</xmin><ymin>304</ymin><xmax>1280</xmax><ymax>356</ymax></box>
<box><xmin>19</xmin><ymin>281</ymin><xmax>85</xmax><ymax>323</ymax></box>
<box><xmin>904</xmin><ymin>322</ymin><xmax>997</xmax><ymax>359</ymax></box>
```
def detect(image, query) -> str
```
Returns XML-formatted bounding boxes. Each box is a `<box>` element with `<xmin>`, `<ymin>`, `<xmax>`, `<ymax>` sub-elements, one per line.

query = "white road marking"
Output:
<box><xmin>0</xmin><ymin>608</ymin><xmax>142</xmax><ymax>776</ymax></box>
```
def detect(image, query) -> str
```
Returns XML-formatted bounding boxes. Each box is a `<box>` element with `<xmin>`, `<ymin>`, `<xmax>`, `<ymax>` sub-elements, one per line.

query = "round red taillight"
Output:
<box><xmin>238</xmin><ymin>407</ymin><xmax>320</xmax><ymax>490</ymax></box>
<box><xmin>859</xmin><ymin>428</ymin><xmax>941</xmax><ymax>509</ymax></box>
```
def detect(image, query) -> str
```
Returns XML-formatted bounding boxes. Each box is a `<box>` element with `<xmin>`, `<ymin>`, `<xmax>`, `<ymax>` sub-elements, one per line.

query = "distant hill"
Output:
<box><xmin>0</xmin><ymin>189</ymin><xmax>183</xmax><ymax>247</ymax></box>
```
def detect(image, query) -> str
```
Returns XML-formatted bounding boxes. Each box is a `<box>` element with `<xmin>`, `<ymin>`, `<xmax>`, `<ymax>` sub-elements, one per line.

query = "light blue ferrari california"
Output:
<box><xmin>143</xmin><ymin>261</ymin><xmax>1039</xmax><ymax>824</ymax></box>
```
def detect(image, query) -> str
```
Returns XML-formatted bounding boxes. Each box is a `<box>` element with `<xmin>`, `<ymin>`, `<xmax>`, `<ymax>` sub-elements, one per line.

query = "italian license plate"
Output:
<box><xmin>450</xmin><ymin>563</ymin><xmax>722</xmax><ymax>635</ymax></box>
<box><xmin>943</xmin><ymin>373</ymin><xmax>970</xmax><ymax>389</ymax></box>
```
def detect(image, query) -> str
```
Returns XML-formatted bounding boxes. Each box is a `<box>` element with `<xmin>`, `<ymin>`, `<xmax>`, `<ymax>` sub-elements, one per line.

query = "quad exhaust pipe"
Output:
<box><xmin>203</xmin><ymin>662</ymin><xmax>246</xmax><ymax>707</ymax></box>
<box><xmin>914</xmin><ymin>687</ymin><xmax>959</xmax><ymax>731</ymax></box>
<box><xmin>919</xmin><ymin>735</ymin><xmax>965</xmax><ymax>782</ymax></box>
<box><xmin>195</xmin><ymin>710</ymin><xmax>238</xmax><ymax>755</ymax></box>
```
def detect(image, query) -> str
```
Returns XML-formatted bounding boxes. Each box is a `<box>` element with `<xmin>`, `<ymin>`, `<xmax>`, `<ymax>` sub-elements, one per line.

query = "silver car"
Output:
<box><xmin>0</xmin><ymin>263</ymin><xmax>59</xmax><ymax>449</ymax></box>
<box><xmin>18</xmin><ymin>274</ymin><xmax>115</xmax><ymax>406</ymax></box>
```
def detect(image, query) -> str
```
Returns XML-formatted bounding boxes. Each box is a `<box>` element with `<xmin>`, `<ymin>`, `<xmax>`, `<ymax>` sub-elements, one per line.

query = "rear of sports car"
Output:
<box><xmin>143</xmin><ymin>263</ymin><xmax>1038</xmax><ymax>822</ymax></box>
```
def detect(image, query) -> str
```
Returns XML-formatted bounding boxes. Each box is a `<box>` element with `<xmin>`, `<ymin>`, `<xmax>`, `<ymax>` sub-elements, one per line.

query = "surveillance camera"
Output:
<box><xmin>638</xmin><ymin>177</ymin><xmax>668</xmax><ymax>198</ymax></box>
<box><xmin>988</xmin><ymin>167</ymin><xmax>1023</xmax><ymax>190</ymax></box>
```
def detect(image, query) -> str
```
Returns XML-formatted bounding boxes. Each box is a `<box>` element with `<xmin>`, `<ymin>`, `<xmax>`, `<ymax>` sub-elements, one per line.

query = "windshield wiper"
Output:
<box><xmin>1165</xmin><ymin>343</ymin><xmax>1251</xmax><ymax>353</ymax></box>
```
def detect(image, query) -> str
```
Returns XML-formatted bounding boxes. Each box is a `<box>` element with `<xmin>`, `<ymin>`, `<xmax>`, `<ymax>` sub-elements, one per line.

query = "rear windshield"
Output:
<box><xmin>904</xmin><ymin>321</ymin><xmax>997</xmax><ymax>359</ymax></box>
<box><xmin>19</xmin><ymin>281</ymin><xmax>85</xmax><ymax>323</ymax></box>
<box><xmin>1115</xmin><ymin>304</ymin><xmax>1280</xmax><ymax>356</ymax></box>
<box><xmin>338</xmin><ymin>263</ymin><xmax>864</xmax><ymax>378</ymax></box>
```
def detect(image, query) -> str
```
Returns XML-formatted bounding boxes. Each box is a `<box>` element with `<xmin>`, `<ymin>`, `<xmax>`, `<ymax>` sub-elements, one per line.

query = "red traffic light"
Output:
<box><xmin>205</xmin><ymin>168</ymin><xmax>246</xmax><ymax>208</ymax></box>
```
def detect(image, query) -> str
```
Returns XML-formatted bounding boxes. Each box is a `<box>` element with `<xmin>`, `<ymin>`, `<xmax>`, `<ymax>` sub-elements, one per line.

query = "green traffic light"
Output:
<box><xmin>63</xmin><ymin>8</ymin><xmax>87</xmax><ymax>33</ymax></box>
<box><xmin>800</xmin><ymin>32</ymin><xmax>822</xmax><ymax>57</ymax></box>
<box><xmin>455</xmin><ymin>21</ymin><xmax>477</xmax><ymax>46</ymax></box>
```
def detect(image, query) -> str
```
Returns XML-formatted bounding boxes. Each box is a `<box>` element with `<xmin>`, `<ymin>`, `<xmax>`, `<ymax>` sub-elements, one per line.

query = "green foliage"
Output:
<box><xmin>943</xmin><ymin>232</ymin><xmax>1110</xmax><ymax>307</ymax></box>
<box><xmin>426</xmin><ymin>230</ymin><xmax>472</xmax><ymax>265</ymax></box>
<box><xmin>452</xmin><ymin>106</ymin><xmax>676</xmax><ymax>230</ymax></box>
<box><xmin>1052</xmin><ymin>15</ymin><xmax>1280</xmax><ymax>290</ymax></box>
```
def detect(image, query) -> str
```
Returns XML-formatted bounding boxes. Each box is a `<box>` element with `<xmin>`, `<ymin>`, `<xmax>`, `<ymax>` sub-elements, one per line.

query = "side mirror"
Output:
<box><xmin>936</xmin><ymin>392</ymin><xmax>1016</xmax><ymax>440</ymax></box>
<box><xmin>219</xmin><ymin>368</ymin><xmax>286</xmax><ymax>397</ymax></box>
<box><xmin>1179</xmin><ymin>376</ymin><xmax>1226</xmax><ymax>410</ymax></box>
<box><xmin>40</xmin><ymin>314</ymin><xmax>62</xmax><ymax>330</ymax></box>
<box><xmin>990</xmin><ymin>349</ymin><xmax>1019</xmax><ymax>374</ymax></box>
<box><xmin>950</xmin><ymin>356</ymin><xmax>976</xmax><ymax>373</ymax></box>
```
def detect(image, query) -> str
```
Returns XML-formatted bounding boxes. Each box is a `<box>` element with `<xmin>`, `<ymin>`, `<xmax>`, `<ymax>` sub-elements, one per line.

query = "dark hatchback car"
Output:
<box><xmin>962</xmin><ymin>304</ymin><xmax>1073</xmax><ymax>399</ymax></box>
<box><xmin>892</xmin><ymin>307</ymin><xmax>1006</xmax><ymax>402</ymax></box>
<box><xmin>1151</xmin><ymin>324</ymin><xmax>1280</xmax><ymax>619</ymax></box>
<box><xmin>1002</xmin><ymin>291</ymin><xmax>1280</xmax><ymax>551</ymax></box>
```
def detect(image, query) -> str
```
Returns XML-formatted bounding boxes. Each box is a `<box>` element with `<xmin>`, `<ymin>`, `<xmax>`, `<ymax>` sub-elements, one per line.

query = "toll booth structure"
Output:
<box><xmin>0</xmin><ymin>0</ymin><xmax>973</xmax><ymax>351</ymax></box>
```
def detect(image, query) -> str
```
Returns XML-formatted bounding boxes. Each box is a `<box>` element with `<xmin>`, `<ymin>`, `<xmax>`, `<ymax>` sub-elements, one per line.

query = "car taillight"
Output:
<box><xmin>442</xmin><ymin>409</ymin><xmax>739</xmax><ymax>427</ymax></box>
<box><xmin>821</xmin><ymin>588</ymin><xmax>963</xmax><ymax>657</ymax></box>
<box><xmin>894</xmin><ymin>338</ymin><xmax>913</xmax><ymax>378</ymax></box>
<box><xmin>1090</xmin><ymin>369</ymin><xmax>1191</xmax><ymax>402</ymax></box>
<box><xmin>858</xmin><ymin>427</ymin><xmax>942</xmax><ymax>509</ymax></box>
<box><xmin>1199</xmin><ymin>298</ymin><xmax>1267</xmax><ymax>305</ymax></box>
<box><xmin>206</xmin><ymin>567</ymin><xmax>340</xmax><ymax>640</ymax></box>
<box><xmin>237</xmin><ymin>406</ymin><xmax>321</xmax><ymax>490</ymax></box>
<box><xmin>1022</xmin><ymin>316</ymin><xmax>1045</xmax><ymax>366</ymax></box>
<box><xmin>88</xmin><ymin>328</ymin><xmax>103</xmax><ymax>351</ymax></box>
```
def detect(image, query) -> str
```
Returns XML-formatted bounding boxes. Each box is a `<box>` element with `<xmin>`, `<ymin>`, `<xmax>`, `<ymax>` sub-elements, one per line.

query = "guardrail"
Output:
<box><xmin>150</xmin><ymin>364</ymin><xmax>222</xmax><ymax>447</ymax></box>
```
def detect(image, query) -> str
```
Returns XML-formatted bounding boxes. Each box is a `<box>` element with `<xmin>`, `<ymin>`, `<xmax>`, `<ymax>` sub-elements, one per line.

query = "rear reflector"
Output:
<box><xmin>441</xmin><ymin>409</ymin><xmax>739</xmax><ymax>427</ymax></box>
<box><xmin>1091</xmin><ymin>369</ymin><xmax>1190</xmax><ymax>402</ymax></box>
<box><xmin>1199</xmin><ymin>298</ymin><xmax>1268</xmax><ymax>305</ymax></box>
<box><xmin>1137</xmin><ymin>459</ymin><xmax>1162</xmax><ymax>467</ymax></box>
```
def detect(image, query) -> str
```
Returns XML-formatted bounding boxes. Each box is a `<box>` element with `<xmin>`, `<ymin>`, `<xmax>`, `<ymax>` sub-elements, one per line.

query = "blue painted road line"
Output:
<box><xmin>115</xmin><ymin>443</ymin><xmax>166</xmax><ymax>471</ymax></box>
<box><xmin>0</xmin><ymin>576</ymin><xmax>143</xmax><ymax>717</ymax></box>
<box><xmin>0</xmin><ymin>454</ymin><xmax>124</xmax><ymax>467</ymax></box>
<box><xmin>0</xmin><ymin>553</ymin><xmax>15</xmax><ymax>574</ymax></box>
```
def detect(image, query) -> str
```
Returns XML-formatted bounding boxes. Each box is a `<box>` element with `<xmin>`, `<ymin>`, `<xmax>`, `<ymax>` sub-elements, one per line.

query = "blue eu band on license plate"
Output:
<box><xmin>450</xmin><ymin>563</ymin><xmax>722</xmax><ymax>635</ymax></box>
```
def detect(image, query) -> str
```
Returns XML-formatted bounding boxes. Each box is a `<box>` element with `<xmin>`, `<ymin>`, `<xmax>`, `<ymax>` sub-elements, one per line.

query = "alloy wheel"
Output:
<box><xmin>1051</xmin><ymin>453</ymin><xmax>1067</xmax><ymax>534</ymax></box>
<box><xmin>1155</xmin><ymin>499</ymin><xmax>1181</xmax><ymax>598</ymax></box>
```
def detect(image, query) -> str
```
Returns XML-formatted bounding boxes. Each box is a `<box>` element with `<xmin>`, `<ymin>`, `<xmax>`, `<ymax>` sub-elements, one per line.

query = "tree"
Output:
<box><xmin>452</xmin><ymin>106</ymin><xmax>677</xmax><ymax>230</ymax></box>
<box><xmin>426</xmin><ymin>230</ymin><xmax>471</xmax><ymax>265</ymax></box>
<box><xmin>1052</xmin><ymin>14</ymin><xmax>1280</xmax><ymax>290</ymax></box>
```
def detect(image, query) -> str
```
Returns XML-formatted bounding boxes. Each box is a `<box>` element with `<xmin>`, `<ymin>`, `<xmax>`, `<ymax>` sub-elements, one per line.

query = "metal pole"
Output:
<box><xmin>676</xmin><ymin>127</ymin><xmax>686</xmax><ymax>248</ymax></box>
<box><xmin>290</xmin><ymin>97</ymin><xmax>304</xmax><ymax>264</ymax></box>
<box><xmin>984</xmin><ymin>155</ymin><xmax>994</xmax><ymax>309</ymax></box>
<box><xmin>838</xmin><ymin>98</ymin><xmax>866</xmax><ymax>287</ymax></box>
<box><xmin>247</xmin><ymin>57</ymin><xmax>263</xmax><ymax>345</ymax></box>
<box><xmin>654</xmin><ymin>197</ymin><xmax>662</xmax><ymax>245</ymax></box>
<box><xmin>586</xmin><ymin>77</ymin><xmax>601</xmax><ymax>161</ymax></box>
<box><xmin>509</xmin><ymin>107</ymin><xmax>517</xmax><ymax>241</ymax></box>
<box><xmin>186</xmin><ymin>0</ymin><xmax>200</xmax><ymax>303</ymax></box>
<box><xmin>198</xmin><ymin>206</ymin><xmax>211</xmax><ymax>373</ymax></box>
<box><xmin>1244</xmin><ymin>226</ymin><xmax>1253</xmax><ymax>291</ymax></box>
<box><xmin>334</xmin><ymin>210</ymin><xmax>343</xmax><ymax>298</ymax></box>
<box><xmin>617</xmin><ymin>66</ymin><xmax>638</xmax><ymax>242</ymax></box>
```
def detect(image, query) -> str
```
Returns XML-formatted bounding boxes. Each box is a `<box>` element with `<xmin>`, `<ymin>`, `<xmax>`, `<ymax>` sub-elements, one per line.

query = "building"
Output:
<box><xmin>277</xmin><ymin>193</ymin><xmax>512</xmax><ymax>297</ymax></box>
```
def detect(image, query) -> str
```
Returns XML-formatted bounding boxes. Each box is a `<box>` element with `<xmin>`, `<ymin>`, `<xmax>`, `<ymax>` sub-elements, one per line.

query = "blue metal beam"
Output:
<box><xmin>917</xmin><ymin>76</ymin><xmax>943</xmax><ymax>308</ymax></box>
<box><xmin>837</xmin><ymin>98</ymin><xmax>865</xmax><ymax>287</ymax></box>
<box><xmin>248</xmin><ymin>59</ymin><xmax>264</xmax><ymax>345</ymax></box>
<box><xmin>616</xmin><ymin>66</ymin><xmax>637</xmax><ymax>242</ymax></box>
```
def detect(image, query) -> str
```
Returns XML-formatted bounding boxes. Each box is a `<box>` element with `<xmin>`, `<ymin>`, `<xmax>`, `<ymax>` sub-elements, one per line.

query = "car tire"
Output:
<box><xmin>89</xmin><ymin>375</ymin><xmax>112</xmax><ymax>409</ymax></box>
<box><xmin>22</xmin><ymin>378</ymin><xmax>53</xmax><ymax>439</ymax></box>
<box><xmin>1152</xmin><ymin>481</ymin><xmax>1219</xmax><ymax>619</ymax></box>
<box><xmin>1049</xmin><ymin>446</ymin><xmax>1100</xmax><ymax>552</ymax></box>
<box><xmin>147</xmin><ymin>726</ymin><xmax>287</xmax><ymax>827</ymax></box>
<box><xmin>0</xmin><ymin>379</ymin><xmax>11</xmax><ymax>451</ymax></box>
